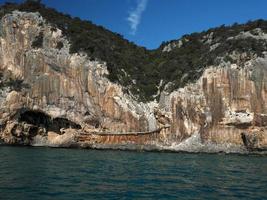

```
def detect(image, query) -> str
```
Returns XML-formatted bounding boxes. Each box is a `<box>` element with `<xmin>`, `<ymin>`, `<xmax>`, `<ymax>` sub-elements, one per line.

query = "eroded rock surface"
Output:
<box><xmin>1</xmin><ymin>11</ymin><xmax>267</xmax><ymax>153</ymax></box>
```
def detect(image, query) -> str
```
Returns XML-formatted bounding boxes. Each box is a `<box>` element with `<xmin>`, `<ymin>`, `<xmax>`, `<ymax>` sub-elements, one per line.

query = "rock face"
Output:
<box><xmin>0</xmin><ymin>11</ymin><xmax>158</xmax><ymax>147</ymax></box>
<box><xmin>159</xmin><ymin>62</ymin><xmax>267</xmax><ymax>152</ymax></box>
<box><xmin>1</xmin><ymin>11</ymin><xmax>267</xmax><ymax>153</ymax></box>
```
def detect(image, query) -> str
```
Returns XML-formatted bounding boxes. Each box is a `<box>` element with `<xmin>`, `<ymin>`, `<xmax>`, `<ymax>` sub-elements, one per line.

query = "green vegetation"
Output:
<box><xmin>32</xmin><ymin>31</ymin><xmax>43</xmax><ymax>48</ymax></box>
<box><xmin>1</xmin><ymin>1</ymin><xmax>267</xmax><ymax>101</ymax></box>
<box><xmin>0</xmin><ymin>72</ymin><xmax>30</xmax><ymax>91</ymax></box>
<box><xmin>56</xmin><ymin>41</ymin><xmax>63</xmax><ymax>50</ymax></box>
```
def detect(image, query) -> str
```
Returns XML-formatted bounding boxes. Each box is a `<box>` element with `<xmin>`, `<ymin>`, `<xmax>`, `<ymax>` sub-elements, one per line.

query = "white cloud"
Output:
<box><xmin>127</xmin><ymin>0</ymin><xmax>148</xmax><ymax>35</ymax></box>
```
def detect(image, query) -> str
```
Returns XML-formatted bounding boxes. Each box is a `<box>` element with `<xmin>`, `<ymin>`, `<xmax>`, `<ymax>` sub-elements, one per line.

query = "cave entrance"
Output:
<box><xmin>18</xmin><ymin>110</ymin><xmax>81</xmax><ymax>133</ymax></box>
<box><xmin>19</xmin><ymin>110</ymin><xmax>51</xmax><ymax>128</ymax></box>
<box><xmin>51</xmin><ymin>117</ymin><xmax>81</xmax><ymax>132</ymax></box>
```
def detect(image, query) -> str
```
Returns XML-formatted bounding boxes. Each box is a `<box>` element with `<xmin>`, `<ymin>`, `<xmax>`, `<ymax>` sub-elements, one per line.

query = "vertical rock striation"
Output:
<box><xmin>0</xmin><ymin>11</ymin><xmax>267</xmax><ymax>152</ymax></box>
<box><xmin>159</xmin><ymin>61</ymin><xmax>267</xmax><ymax>151</ymax></box>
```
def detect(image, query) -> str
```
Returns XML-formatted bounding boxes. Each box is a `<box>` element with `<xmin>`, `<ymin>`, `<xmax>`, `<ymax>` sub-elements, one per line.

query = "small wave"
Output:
<box><xmin>30</xmin><ymin>132</ymin><xmax>266</xmax><ymax>154</ymax></box>
<box><xmin>31</xmin><ymin>135</ymin><xmax>51</xmax><ymax>147</ymax></box>
<box><xmin>160</xmin><ymin>133</ymin><xmax>248</xmax><ymax>154</ymax></box>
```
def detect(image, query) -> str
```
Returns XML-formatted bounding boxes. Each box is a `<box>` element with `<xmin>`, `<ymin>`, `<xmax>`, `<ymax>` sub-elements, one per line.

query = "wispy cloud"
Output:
<box><xmin>127</xmin><ymin>0</ymin><xmax>148</xmax><ymax>35</ymax></box>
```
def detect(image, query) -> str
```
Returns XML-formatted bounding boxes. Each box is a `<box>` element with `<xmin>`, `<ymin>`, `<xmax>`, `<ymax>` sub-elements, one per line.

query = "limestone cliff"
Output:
<box><xmin>0</xmin><ymin>11</ymin><xmax>267</xmax><ymax>153</ymax></box>
<box><xmin>0</xmin><ymin>11</ymin><xmax>158</xmax><ymax>147</ymax></box>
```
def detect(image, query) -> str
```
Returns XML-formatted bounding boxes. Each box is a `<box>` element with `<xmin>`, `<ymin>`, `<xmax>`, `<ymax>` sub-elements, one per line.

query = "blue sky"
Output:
<box><xmin>1</xmin><ymin>0</ymin><xmax>267</xmax><ymax>49</ymax></box>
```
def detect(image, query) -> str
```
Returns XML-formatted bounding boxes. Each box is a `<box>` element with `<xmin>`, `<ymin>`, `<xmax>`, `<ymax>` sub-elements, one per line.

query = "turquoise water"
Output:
<box><xmin>0</xmin><ymin>146</ymin><xmax>267</xmax><ymax>200</ymax></box>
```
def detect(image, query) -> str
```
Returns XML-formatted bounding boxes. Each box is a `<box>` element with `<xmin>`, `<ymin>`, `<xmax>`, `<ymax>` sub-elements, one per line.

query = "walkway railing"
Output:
<box><xmin>80</xmin><ymin>125</ymin><xmax>170</xmax><ymax>136</ymax></box>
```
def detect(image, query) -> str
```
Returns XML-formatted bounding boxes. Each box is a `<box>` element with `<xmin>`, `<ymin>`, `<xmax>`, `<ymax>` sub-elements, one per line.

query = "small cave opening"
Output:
<box><xmin>18</xmin><ymin>110</ymin><xmax>81</xmax><ymax>134</ymax></box>
<box><xmin>84</xmin><ymin>117</ymin><xmax>100</xmax><ymax>128</ymax></box>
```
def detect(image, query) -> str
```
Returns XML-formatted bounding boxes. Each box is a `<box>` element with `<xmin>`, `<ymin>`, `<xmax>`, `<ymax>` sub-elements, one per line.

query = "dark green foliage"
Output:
<box><xmin>0</xmin><ymin>1</ymin><xmax>154</xmax><ymax>101</ymax></box>
<box><xmin>1</xmin><ymin>1</ymin><xmax>267</xmax><ymax>101</ymax></box>
<box><xmin>32</xmin><ymin>31</ymin><xmax>43</xmax><ymax>48</ymax></box>
<box><xmin>56</xmin><ymin>41</ymin><xmax>63</xmax><ymax>50</ymax></box>
<box><xmin>0</xmin><ymin>72</ymin><xmax>30</xmax><ymax>91</ymax></box>
<box><xmin>5</xmin><ymin>79</ymin><xmax>30</xmax><ymax>91</ymax></box>
<box><xmin>50</xmin><ymin>26</ymin><xmax>56</xmax><ymax>32</ymax></box>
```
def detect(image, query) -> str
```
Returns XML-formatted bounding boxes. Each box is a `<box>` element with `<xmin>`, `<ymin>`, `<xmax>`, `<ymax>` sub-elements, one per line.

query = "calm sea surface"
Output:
<box><xmin>0</xmin><ymin>146</ymin><xmax>267</xmax><ymax>200</ymax></box>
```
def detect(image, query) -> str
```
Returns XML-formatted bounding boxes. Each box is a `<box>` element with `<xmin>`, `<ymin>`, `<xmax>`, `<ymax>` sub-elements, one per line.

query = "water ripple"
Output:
<box><xmin>0</xmin><ymin>146</ymin><xmax>267</xmax><ymax>200</ymax></box>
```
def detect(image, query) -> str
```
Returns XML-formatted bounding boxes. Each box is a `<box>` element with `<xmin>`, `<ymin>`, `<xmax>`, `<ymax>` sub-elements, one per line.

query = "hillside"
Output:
<box><xmin>1</xmin><ymin>0</ymin><xmax>267</xmax><ymax>101</ymax></box>
<box><xmin>1</xmin><ymin>1</ymin><xmax>267</xmax><ymax>152</ymax></box>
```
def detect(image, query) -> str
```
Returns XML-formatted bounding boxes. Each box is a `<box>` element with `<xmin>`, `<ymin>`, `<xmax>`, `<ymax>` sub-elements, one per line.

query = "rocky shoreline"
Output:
<box><xmin>1</xmin><ymin>122</ymin><xmax>266</xmax><ymax>154</ymax></box>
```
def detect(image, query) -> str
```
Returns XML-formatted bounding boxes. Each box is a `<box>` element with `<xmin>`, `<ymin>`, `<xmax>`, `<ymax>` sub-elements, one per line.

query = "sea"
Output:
<box><xmin>0</xmin><ymin>146</ymin><xmax>267</xmax><ymax>200</ymax></box>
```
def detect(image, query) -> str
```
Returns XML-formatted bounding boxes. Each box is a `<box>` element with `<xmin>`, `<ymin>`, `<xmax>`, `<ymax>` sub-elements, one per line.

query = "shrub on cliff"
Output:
<box><xmin>32</xmin><ymin>31</ymin><xmax>43</xmax><ymax>48</ymax></box>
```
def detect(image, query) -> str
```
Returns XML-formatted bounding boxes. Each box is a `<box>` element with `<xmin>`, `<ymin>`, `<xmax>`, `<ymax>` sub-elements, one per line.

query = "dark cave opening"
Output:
<box><xmin>51</xmin><ymin>117</ymin><xmax>81</xmax><ymax>132</ymax></box>
<box><xmin>19</xmin><ymin>110</ymin><xmax>51</xmax><ymax>128</ymax></box>
<box><xmin>18</xmin><ymin>110</ymin><xmax>81</xmax><ymax>133</ymax></box>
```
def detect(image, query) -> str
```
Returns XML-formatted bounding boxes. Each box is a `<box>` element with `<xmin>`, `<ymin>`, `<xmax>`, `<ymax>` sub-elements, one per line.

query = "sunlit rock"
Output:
<box><xmin>1</xmin><ymin>11</ymin><xmax>267</xmax><ymax>153</ymax></box>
